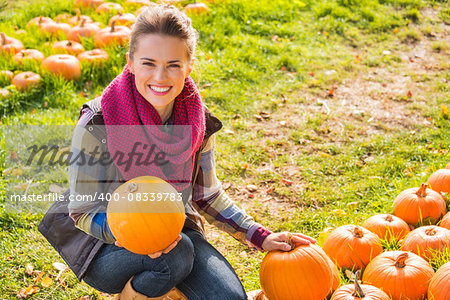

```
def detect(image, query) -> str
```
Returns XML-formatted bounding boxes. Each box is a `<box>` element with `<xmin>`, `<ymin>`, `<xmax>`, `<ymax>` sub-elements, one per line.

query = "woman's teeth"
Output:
<box><xmin>150</xmin><ymin>85</ymin><xmax>170</xmax><ymax>93</ymax></box>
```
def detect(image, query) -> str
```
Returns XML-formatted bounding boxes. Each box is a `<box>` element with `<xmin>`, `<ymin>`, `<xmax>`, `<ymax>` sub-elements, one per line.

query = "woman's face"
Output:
<box><xmin>127</xmin><ymin>34</ymin><xmax>193</xmax><ymax>111</ymax></box>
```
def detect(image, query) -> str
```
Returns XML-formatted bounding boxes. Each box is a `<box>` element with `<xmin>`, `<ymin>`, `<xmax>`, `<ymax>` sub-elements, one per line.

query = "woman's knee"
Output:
<box><xmin>164</xmin><ymin>232</ymin><xmax>195</xmax><ymax>281</ymax></box>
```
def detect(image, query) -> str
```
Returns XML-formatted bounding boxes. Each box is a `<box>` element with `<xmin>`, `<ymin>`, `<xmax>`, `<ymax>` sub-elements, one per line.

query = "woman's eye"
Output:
<box><xmin>169</xmin><ymin>64</ymin><xmax>181</xmax><ymax>68</ymax></box>
<box><xmin>143</xmin><ymin>62</ymin><xmax>155</xmax><ymax>67</ymax></box>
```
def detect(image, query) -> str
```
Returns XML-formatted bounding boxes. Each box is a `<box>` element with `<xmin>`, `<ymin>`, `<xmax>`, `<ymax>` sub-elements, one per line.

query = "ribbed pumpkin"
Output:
<box><xmin>94</xmin><ymin>21</ymin><xmax>130</xmax><ymax>48</ymax></box>
<box><xmin>428</xmin><ymin>169</ymin><xmax>450</xmax><ymax>194</ymax></box>
<box><xmin>75</xmin><ymin>0</ymin><xmax>104</xmax><ymax>8</ymax></box>
<box><xmin>327</xmin><ymin>256</ymin><xmax>341</xmax><ymax>294</ymax></box>
<box><xmin>42</xmin><ymin>54</ymin><xmax>81</xmax><ymax>80</ymax></box>
<box><xmin>67</xmin><ymin>19</ymin><xmax>101</xmax><ymax>43</ymax></box>
<box><xmin>52</xmin><ymin>40</ymin><xmax>85</xmax><ymax>56</ymax></box>
<box><xmin>0</xmin><ymin>33</ymin><xmax>24</xmax><ymax>54</ymax></box>
<box><xmin>68</xmin><ymin>9</ymin><xmax>93</xmax><ymax>26</ymax></box>
<box><xmin>185</xmin><ymin>3</ymin><xmax>209</xmax><ymax>14</ymax></box>
<box><xmin>13</xmin><ymin>49</ymin><xmax>45</xmax><ymax>64</ymax></box>
<box><xmin>0</xmin><ymin>70</ymin><xmax>14</xmax><ymax>82</ymax></box>
<box><xmin>12</xmin><ymin>71</ymin><xmax>41</xmax><ymax>91</ymax></box>
<box><xmin>428</xmin><ymin>261</ymin><xmax>450</xmax><ymax>300</ymax></box>
<box><xmin>440</xmin><ymin>212</ymin><xmax>450</xmax><ymax>230</ymax></box>
<box><xmin>106</xmin><ymin>176</ymin><xmax>185</xmax><ymax>255</ymax></box>
<box><xmin>331</xmin><ymin>271</ymin><xmax>390</xmax><ymax>300</ymax></box>
<box><xmin>323</xmin><ymin>225</ymin><xmax>383</xmax><ymax>270</ymax></box>
<box><xmin>362</xmin><ymin>251</ymin><xmax>434</xmax><ymax>300</ymax></box>
<box><xmin>393</xmin><ymin>183</ymin><xmax>447</xmax><ymax>227</ymax></box>
<box><xmin>362</xmin><ymin>214</ymin><xmax>410</xmax><ymax>241</ymax></box>
<box><xmin>96</xmin><ymin>2</ymin><xmax>124</xmax><ymax>14</ymax></box>
<box><xmin>401</xmin><ymin>225</ymin><xmax>450</xmax><ymax>261</ymax></box>
<box><xmin>77</xmin><ymin>49</ymin><xmax>109</xmax><ymax>65</ymax></box>
<box><xmin>108</xmin><ymin>13</ymin><xmax>136</xmax><ymax>28</ymax></box>
<box><xmin>40</xmin><ymin>18</ymin><xmax>71</xmax><ymax>37</ymax></box>
<box><xmin>259</xmin><ymin>238</ymin><xmax>333</xmax><ymax>300</ymax></box>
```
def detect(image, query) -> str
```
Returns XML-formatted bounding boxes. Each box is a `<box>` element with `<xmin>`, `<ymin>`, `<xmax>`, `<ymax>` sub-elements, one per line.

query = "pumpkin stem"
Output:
<box><xmin>286</xmin><ymin>233</ymin><xmax>296</xmax><ymax>250</ymax></box>
<box><xmin>394</xmin><ymin>253</ymin><xmax>408</xmax><ymax>268</ymax></box>
<box><xmin>76</xmin><ymin>8</ymin><xmax>81</xmax><ymax>21</ymax></box>
<box><xmin>126</xmin><ymin>182</ymin><xmax>138</xmax><ymax>193</ymax></box>
<box><xmin>385</xmin><ymin>214</ymin><xmax>394</xmax><ymax>222</ymax></box>
<box><xmin>416</xmin><ymin>183</ymin><xmax>428</xmax><ymax>198</ymax></box>
<box><xmin>39</xmin><ymin>16</ymin><xmax>43</xmax><ymax>25</ymax></box>
<box><xmin>425</xmin><ymin>227</ymin><xmax>437</xmax><ymax>236</ymax></box>
<box><xmin>80</xmin><ymin>18</ymin><xmax>86</xmax><ymax>28</ymax></box>
<box><xmin>0</xmin><ymin>33</ymin><xmax>6</xmax><ymax>45</ymax></box>
<box><xmin>110</xmin><ymin>20</ymin><xmax>116</xmax><ymax>33</ymax></box>
<box><xmin>56</xmin><ymin>16</ymin><xmax>60</xmax><ymax>23</ymax></box>
<box><xmin>353</xmin><ymin>226</ymin><xmax>364</xmax><ymax>238</ymax></box>
<box><xmin>67</xmin><ymin>41</ymin><xmax>73</xmax><ymax>47</ymax></box>
<box><xmin>351</xmin><ymin>270</ymin><xmax>366</xmax><ymax>298</ymax></box>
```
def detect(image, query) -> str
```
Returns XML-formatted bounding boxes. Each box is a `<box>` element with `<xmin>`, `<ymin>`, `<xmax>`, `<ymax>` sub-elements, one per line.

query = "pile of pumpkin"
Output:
<box><xmin>0</xmin><ymin>0</ymin><xmax>209</xmax><ymax>96</ymax></box>
<box><xmin>259</xmin><ymin>163</ymin><xmax>450</xmax><ymax>300</ymax></box>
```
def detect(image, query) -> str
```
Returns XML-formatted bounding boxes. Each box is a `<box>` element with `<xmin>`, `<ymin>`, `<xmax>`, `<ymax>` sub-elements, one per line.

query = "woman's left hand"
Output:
<box><xmin>261</xmin><ymin>232</ymin><xmax>316</xmax><ymax>252</ymax></box>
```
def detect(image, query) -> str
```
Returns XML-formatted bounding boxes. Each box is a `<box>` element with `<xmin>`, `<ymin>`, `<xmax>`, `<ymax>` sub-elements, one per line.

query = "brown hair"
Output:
<box><xmin>129</xmin><ymin>4</ymin><xmax>197</xmax><ymax>61</ymax></box>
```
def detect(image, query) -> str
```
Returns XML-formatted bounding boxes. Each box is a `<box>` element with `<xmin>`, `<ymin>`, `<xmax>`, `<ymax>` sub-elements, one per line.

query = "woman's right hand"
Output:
<box><xmin>114</xmin><ymin>234</ymin><xmax>182</xmax><ymax>259</ymax></box>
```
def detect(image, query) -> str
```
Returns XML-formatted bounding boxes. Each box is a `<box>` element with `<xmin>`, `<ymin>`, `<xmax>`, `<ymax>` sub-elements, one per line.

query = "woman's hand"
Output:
<box><xmin>114</xmin><ymin>235</ymin><xmax>182</xmax><ymax>258</ymax></box>
<box><xmin>261</xmin><ymin>232</ymin><xmax>316</xmax><ymax>252</ymax></box>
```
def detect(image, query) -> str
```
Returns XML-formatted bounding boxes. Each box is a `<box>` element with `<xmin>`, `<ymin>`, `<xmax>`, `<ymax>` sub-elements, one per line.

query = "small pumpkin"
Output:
<box><xmin>393</xmin><ymin>183</ymin><xmax>447</xmax><ymax>227</ymax></box>
<box><xmin>362</xmin><ymin>214</ymin><xmax>410</xmax><ymax>241</ymax></box>
<box><xmin>0</xmin><ymin>70</ymin><xmax>14</xmax><ymax>82</ymax></box>
<box><xmin>0</xmin><ymin>33</ymin><xmax>24</xmax><ymax>54</ymax></box>
<box><xmin>75</xmin><ymin>0</ymin><xmax>104</xmax><ymax>8</ymax></box>
<box><xmin>52</xmin><ymin>40</ymin><xmax>85</xmax><ymax>56</ymax></box>
<box><xmin>440</xmin><ymin>212</ymin><xmax>450</xmax><ymax>230</ymax></box>
<box><xmin>68</xmin><ymin>9</ymin><xmax>93</xmax><ymax>26</ymax></box>
<box><xmin>331</xmin><ymin>270</ymin><xmax>390</xmax><ymax>300</ymax></box>
<box><xmin>259</xmin><ymin>235</ymin><xmax>334</xmax><ymax>300</ymax></box>
<box><xmin>106</xmin><ymin>176</ymin><xmax>185</xmax><ymax>254</ymax></box>
<box><xmin>42</xmin><ymin>54</ymin><xmax>81</xmax><ymax>80</ymax></box>
<box><xmin>40</xmin><ymin>18</ymin><xmax>71</xmax><ymax>37</ymax></box>
<box><xmin>27</xmin><ymin>16</ymin><xmax>54</xmax><ymax>28</ymax></box>
<box><xmin>67</xmin><ymin>19</ymin><xmax>101</xmax><ymax>42</ymax></box>
<box><xmin>428</xmin><ymin>261</ymin><xmax>450</xmax><ymax>300</ymax></box>
<box><xmin>95</xmin><ymin>2</ymin><xmax>124</xmax><ymax>14</ymax></box>
<box><xmin>13</xmin><ymin>49</ymin><xmax>45</xmax><ymax>64</ymax></box>
<box><xmin>12</xmin><ymin>71</ymin><xmax>41</xmax><ymax>91</ymax></box>
<box><xmin>94</xmin><ymin>21</ymin><xmax>130</xmax><ymax>48</ymax></box>
<box><xmin>401</xmin><ymin>225</ymin><xmax>450</xmax><ymax>261</ymax></box>
<box><xmin>362</xmin><ymin>251</ymin><xmax>434</xmax><ymax>300</ymax></box>
<box><xmin>55</xmin><ymin>13</ymin><xmax>73</xmax><ymax>23</ymax></box>
<box><xmin>428</xmin><ymin>169</ymin><xmax>450</xmax><ymax>195</ymax></box>
<box><xmin>323</xmin><ymin>225</ymin><xmax>383</xmax><ymax>270</ymax></box>
<box><xmin>108</xmin><ymin>13</ymin><xmax>136</xmax><ymax>28</ymax></box>
<box><xmin>185</xmin><ymin>3</ymin><xmax>209</xmax><ymax>14</ymax></box>
<box><xmin>77</xmin><ymin>49</ymin><xmax>109</xmax><ymax>65</ymax></box>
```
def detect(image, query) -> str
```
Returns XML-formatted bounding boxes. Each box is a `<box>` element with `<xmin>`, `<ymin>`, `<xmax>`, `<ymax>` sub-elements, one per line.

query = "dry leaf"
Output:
<box><xmin>246</xmin><ymin>184</ymin><xmax>258</xmax><ymax>192</ymax></box>
<box><xmin>34</xmin><ymin>271</ymin><xmax>45</xmax><ymax>283</ymax></box>
<box><xmin>52</xmin><ymin>262</ymin><xmax>67</xmax><ymax>272</ymax></box>
<box><xmin>41</xmin><ymin>277</ymin><xmax>53</xmax><ymax>288</ymax></box>
<box><xmin>347</xmin><ymin>201</ymin><xmax>359</xmax><ymax>209</ymax></box>
<box><xmin>280</xmin><ymin>178</ymin><xmax>293</xmax><ymax>186</ymax></box>
<box><xmin>224</xmin><ymin>128</ymin><xmax>235</xmax><ymax>135</ymax></box>
<box><xmin>345</xmin><ymin>269</ymin><xmax>356</xmax><ymax>280</ymax></box>
<box><xmin>319</xmin><ymin>152</ymin><xmax>330</xmax><ymax>158</ymax></box>
<box><xmin>25</xmin><ymin>264</ymin><xmax>34</xmax><ymax>276</ymax></box>
<box><xmin>407</xmin><ymin>91</ymin><xmax>412</xmax><ymax>98</ymax></box>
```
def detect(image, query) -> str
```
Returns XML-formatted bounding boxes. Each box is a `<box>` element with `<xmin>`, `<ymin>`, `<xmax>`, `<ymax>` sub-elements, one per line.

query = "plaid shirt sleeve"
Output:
<box><xmin>192</xmin><ymin>136</ymin><xmax>272</xmax><ymax>250</ymax></box>
<box><xmin>67</xmin><ymin>109</ymin><xmax>117</xmax><ymax>244</ymax></box>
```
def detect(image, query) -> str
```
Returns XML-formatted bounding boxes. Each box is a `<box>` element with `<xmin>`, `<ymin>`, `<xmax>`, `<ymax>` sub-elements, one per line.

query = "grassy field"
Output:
<box><xmin>1</xmin><ymin>0</ymin><xmax>449</xmax><ymax>298</ymax></box>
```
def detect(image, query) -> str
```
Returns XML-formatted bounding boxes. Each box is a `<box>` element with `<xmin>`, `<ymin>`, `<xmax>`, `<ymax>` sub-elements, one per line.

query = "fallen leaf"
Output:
<box><xmin>347</xmin><ymin>202</ymin><xmax>359</xmax><ymax>209</ymax></box>
<box><xmin>253</xmin><ymin>114</ymin><xmax>263</xmax><ymax>121</ymax></box>
<box><xmin>241</xmin><ymin>163</ymin><xmax>249</xmax><ymax>170</ymax></box>
<box><xmin>322</xmin><ymin>31</ymin><xmax>328</xmax><ymax>36</ymax></box>
<box><xmin>327</xmin><ymin>88</ymin><xmax>334</xmax><ymax>97</ymax></box>
<box><xmin>41</xmin><ymin>277</ymin><xmax>53</xmax><ymax>288</ymax></box>
<box><xmin>319</xmin><ymin>152</ymin><xmax>330</xmax><ymax>158</ymax></box>
<box><xmin>345</xmin><ymin>270</ymin><xmax>356</xmax><ymax>280</ymax></box>
<box><xmin>266</xmin><ymin>186</ymin><xmax>275</xmax><ymax>193</ymax></box>
<box><xmin>279</xmin><ymin>121</ymin><xmax>286</xmax><ymax>126</ymax></box>
<box><xmin>52</xmin><ymin>262</ymin><xmax>67</xmax><ymax>272</ymax></box>
<box><xmin>25</xmin><ymin>264</ymin><xmax>34</xmax><ymax>276</ymax></box>
<box><xmin>280</xmin><ymin>178</ymin><xmax>293</xmax><ymax>186</ymax></box>
<box><xmin>354</xmin><ymin>55</ymin><xmax>361</xmax><ymax>63</ymax></box>
<box><xmin>393</xmin><ymin>28</ymin><xmax>399</xmax><ymax>34</ymax></box>
<box><xmin>224</xmin><ymin>128</ymin><xmax>235</xmax><ymax>135</ymax></box>
<box><xmin>34</xmin><ymin>271</ymin><xmax>45</xmax><ymax>283</ymax></box>
<box><xmin>10</xmin><ymin>151</ymin><xmax>18</xmax><ymax>161</ymax></box>
<box><xmin>246</xmin><ymin>184</ymin><xmax>258</xmax><ymax>192</ymax></box>
<box><xmin>407</xmin><ymin>91</ymin><xmax>412</xmax><ymax>98</ymax></box>
<box><xmin>271</xmin><ymin>35</ymin><xmax>278</xmax><ymax>42</ymax></box>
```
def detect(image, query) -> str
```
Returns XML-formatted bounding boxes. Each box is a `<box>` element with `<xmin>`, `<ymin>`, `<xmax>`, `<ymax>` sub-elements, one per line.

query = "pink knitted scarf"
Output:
<box><xmin>101</xmin><ymin>65</ymin><xmax>205</xmax><ymax>191</ymax></box>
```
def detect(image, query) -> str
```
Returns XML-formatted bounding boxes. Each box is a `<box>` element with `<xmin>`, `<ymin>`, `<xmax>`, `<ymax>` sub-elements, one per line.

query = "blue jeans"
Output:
<box><xmin>82</xmin><ymin>227</ymin><xmax>247</xmax><ymax>300</ymax></box>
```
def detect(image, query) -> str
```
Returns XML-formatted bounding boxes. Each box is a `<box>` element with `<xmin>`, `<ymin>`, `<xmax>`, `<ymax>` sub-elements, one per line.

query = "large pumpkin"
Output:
<box><xmin>42</xmin><ymin>54</ymin><xmax>81</xmax><ymax>80</ymax></box>
<box><xmin>393</xmin><ymin>183</ymin><xmax>447</xmax><ymax>227</ymax></box>
<box><xmin>107</xmin><ymin>176</ymin><xmax>185</xmax><ymax>255</ymax></box>
<box><xmin>12</xmin><ymin>71</ymin><xmax>41</xmax><ymax>91</ymax></box>
<box><xmin>362</xmin><ymin>214</ymin><xmax>410</xmax><ymax>241</ymax></box>
<box><xmin>259</xmin><ymin>238</ymin><xmax>334</xmax><ymax>300</ymax></box>
<box><xmin>331</xmin><ymin>271</ymin><xmax>390</xmax><ymax>300</ymax></box>
<box><xmin>67</xmin><ymin>19</ymin><xmax>101</xmax><ymax>42</ymax></box>
<box><xmin>428</xmin><ymin>169</ymin><xmax>450</xmax><ymax>195</ymax></box>
<box><xmin>94</xmin><ymin>21</ymin><xmax>130</xmax><ymax>48</ymax></box>
<box><xmin>440</xmin><ymin>212</ymin><xmax>450</xmax><ymax>230</ymax></box>
<box><xmin>362</xmin><ymin>251</ymin><xmax>434</xmax><ymax>300</ymax></box>
<box><xmin>428</xmin><ymin>261</ymin><xmax>450</xmax><ymax>300</ymax></box>
<box><xmin>401</xmin><ymin>225</ymin><xmax>450</xmax><ymax>261</ymax></box>
<box><xmin>323</xmin><ymin>225</ymin><xmax>383</xmax><ymax>270</ymax></box>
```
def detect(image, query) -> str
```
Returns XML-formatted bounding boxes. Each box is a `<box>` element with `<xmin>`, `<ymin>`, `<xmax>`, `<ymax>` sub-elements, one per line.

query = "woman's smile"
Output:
<box><xmin>148</xmin><ymin>84</ymin><xmax>172</xmax><ymax>95</ymax></box>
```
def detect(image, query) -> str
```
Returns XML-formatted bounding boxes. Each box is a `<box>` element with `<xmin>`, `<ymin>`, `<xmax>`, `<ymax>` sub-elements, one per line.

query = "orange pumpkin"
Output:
<box><xmin>42</xmin><ymin>54</ymin><xmax>81</xmax><ymax>80</ymax></box>
<box><xmin>75</xmin><ymin>0</ymin><xmax>104</xmax><ymax>8</ymax></box>
<box><xmin>440</xmin><ymin>212</ymin><xmax>450</xmax><ymax>230</ymax></box>
<box><xmin>67</xmin><ymin>19</ymin><xmax>101</xmax><ymax>42</ymax></box>
<box><xmin>0</xmin><ymin>70</ymin><xmax>14</xmax><ymax>82</ymax></box>
<box><xmin>0</xmin><ymin>33</ymin><xmax>24</xmax><ymax>54</ymax></box>
<box><xmin>323</xmin><ymin>225</ymin><xmax>383</xmax><ymax>270</ymax></box>
<box><xmin>327</xmin><ymin>255</ymin><xmax>341</xmax><ymax>295</ymax></box>
<box><xmin>428</xmin><ymin>169</ymin><xmax>450</xmax><ymax>194</ymax></box>
<box><xmin>428</xmin><ymin>261</ymin><xmax>450</xmax><ymax>300</ymax></box>
<box><xmin>362</xmin><ymin>251</ymin><xmax>434</xmax><ymax>300</ymax></box>
<box><xmin>77</xmin><ymin>49</ymin><xmax>109</xmax><ymax>65</ymax></box>
<box><xmin>68</xmin><ymin>9</ymin><xmax>93</xmax><ymax>26</ymax></box>
<box><xmin>185</xmin><ymin>3</ymin><xmax>209</xmax><ymax>14</ymax></box>
<box><xmin>55</xmin><ymin>13</ymin><xmax>73</xmax><ymax>23</ymax></box>
<box><xmin>125</xmin><ymin>0</ymin><xmax>151</xmax><ymax>9</ymax></box>
<box><xmin>331</xmin><ymin>271</ymin><xmax>390</xmax><ymax>300</ymax></box>
<box><xmin>13</xmin><ymin>49</ymin><xmax>45</xmax><ymax>64</ymax></box>
<box><xmin>12</xmin><ymin>71</ymin><xmax>41</xmax><ymax>91</ymax></box>
<box><xmin>259</xmin><ymin>238</ymin><xmax>334</xmax><ymax>300</ymax></box>
<box><xmin>362</xmin><ymin>214</ymin><xmax>410</xmax><ymax>241</ymax></box>
<box><xmin>96</xmin><ymin>2</ymin><xmax>124</xmax><ymax>14</ymax></box>
<box><xmin>393</xmin><ymin>183</ymin><xmax>447</xmax><ymax>227</ymax></box>
<box><xmin>94</xmin><ymin>21</ymin><xmax>130</xmax><ymax>48</ymax></box>
<box><xmin>106</xmin><ymin>176</ymin><xmax>185</xmax><ymax>254</ymax></box>
<box><xmin>108</xmin><ymin>13</ymin><xmax>136</xmax><ymax>28</ymax></box>
<box><xmin>52</xmin><ymin>40</ymin><xmax>85</xmax><ymax>56</ymax></box>
<box><xmin>40</xmin><ymin>18</ymin><xmax>71</xmax><ymax>37</ymax></box>
<box><xmin>27</xmin><ymin>16</ymin><xmax>54</xmax><ymax>28</ymax></box>
<box><xmin>401</xmin><ymin>225</ymin><xmax>450</xmax><ymax>261</ymax></box>
<box><xmin>446</xmin><ymin>162</ymin><xmax>450</xmax><ymax>169</ymax></box>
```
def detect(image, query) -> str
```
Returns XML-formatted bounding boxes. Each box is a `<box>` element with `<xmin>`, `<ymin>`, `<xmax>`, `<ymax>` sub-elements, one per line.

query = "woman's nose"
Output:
<box><xmin>154</xmin><ymin>66</ymin><xmax>167</xmax><ymax>82</ymax></box>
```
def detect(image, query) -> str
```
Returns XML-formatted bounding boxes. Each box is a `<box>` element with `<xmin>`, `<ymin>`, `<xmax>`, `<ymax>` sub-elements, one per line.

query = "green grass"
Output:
<box><xmin>1</xmin><ymin>0</ymin><xmax>449</xmax><ymax>298</ymax></box>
